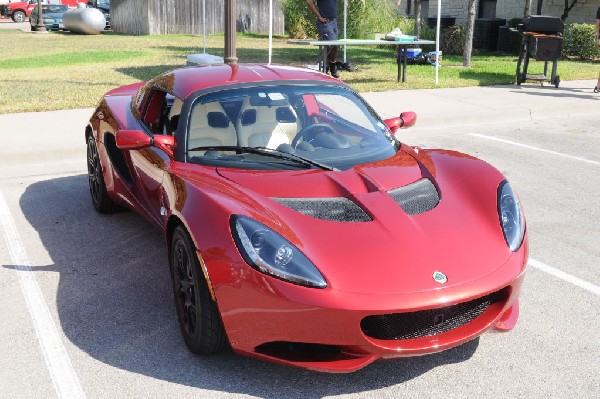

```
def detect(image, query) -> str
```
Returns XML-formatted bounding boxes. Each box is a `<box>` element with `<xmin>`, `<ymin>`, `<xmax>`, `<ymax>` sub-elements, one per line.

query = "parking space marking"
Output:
<box><xmin>529</xmin><ymin>258</ymin><xmax>600</xmax><ymax>296</ymax></box>
<box><xmin>469</xmin><ymin>134</ymin><xmax>600</xmax><ymax>166</ymax></box>
<box><xmin>0</xmin><ymin>189</ymin><xmax>86</xmax><ymax>399</ymax></box>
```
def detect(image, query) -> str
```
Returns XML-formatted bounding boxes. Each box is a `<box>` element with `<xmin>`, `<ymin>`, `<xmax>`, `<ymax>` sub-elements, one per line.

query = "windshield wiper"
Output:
<box><xmin>187</xmin><ymin>146</ymin><xmax>337</xmax><ymax>171</ymax></box>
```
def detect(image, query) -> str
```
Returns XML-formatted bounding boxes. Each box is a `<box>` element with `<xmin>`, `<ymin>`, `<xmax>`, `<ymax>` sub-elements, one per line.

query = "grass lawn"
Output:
<box><xmin>1</xmin><ymin>29</ymin><xmax>598</xmax><ymax>114</ymax></box>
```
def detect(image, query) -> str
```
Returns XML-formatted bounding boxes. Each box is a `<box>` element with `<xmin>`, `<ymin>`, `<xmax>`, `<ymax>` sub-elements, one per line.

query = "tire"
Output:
<box><xmin>12</xmin><ymin>10</ymin><xmax>25</xmax><ymax>23</ymax></box>
<box><xmin>30</xmin><ymin>24</ymin><xmax>36</xmax><ymax>32</ymax></box>
<box><xmin>87</xmin><ymin>136</ymin><xmax>119</xmax><ymax>213</ymax></box>
<box><xmin>170</xmin><ymin>226</ymin><xmax>227</xmax><ymax>355</ymax></box>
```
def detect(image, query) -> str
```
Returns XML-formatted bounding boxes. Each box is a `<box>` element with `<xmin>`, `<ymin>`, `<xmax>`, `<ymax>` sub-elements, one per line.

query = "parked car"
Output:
<box><xmin>85</xmin><ymin>64</ymin><xmax>527</xmax><ymax>373</ymax></box>
<box><xmin>30</xmin><ymin>3</ymin><xmax>68</xmax><ymax>31</ymax></box>
<box><xmin>3</xmin><ymin>0</ymin><xmax>78</xmax><ymax>23</ymax></box>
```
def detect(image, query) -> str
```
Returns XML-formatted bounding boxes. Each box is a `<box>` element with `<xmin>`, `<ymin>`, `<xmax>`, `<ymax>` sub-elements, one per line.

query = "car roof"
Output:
<box><xmin>148</xmin><ymin>64</ymin><xmax>342</xmax><ymax>99</ymax></box>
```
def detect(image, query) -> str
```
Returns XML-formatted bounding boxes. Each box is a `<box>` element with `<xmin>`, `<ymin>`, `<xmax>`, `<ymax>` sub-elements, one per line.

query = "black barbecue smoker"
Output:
<box><xmin>515</xmin><ymin>15</ymin><xmax>564</xmax><ymax>88</ymax></box>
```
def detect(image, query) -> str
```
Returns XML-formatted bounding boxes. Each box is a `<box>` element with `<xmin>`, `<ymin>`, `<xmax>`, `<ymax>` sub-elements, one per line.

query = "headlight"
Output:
<box><xmin>232</xmin><ymin>216</ymin><xmax>327</xmax><ymax>288</ymax></box>
<box><xmin>497</xmin><ymin>180</ymin><xmax>525</xmax><ymax>251</ymax></box>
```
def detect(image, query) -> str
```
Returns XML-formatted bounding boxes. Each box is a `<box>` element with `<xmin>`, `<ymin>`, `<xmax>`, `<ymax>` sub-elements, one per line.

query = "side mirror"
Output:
<box><xmin>116</xmin><ymin>130</ymin><xmax>152</xmax><ymax>150</ymax></box>
<box><xmin>153</xmin><ymin>134</ymin><xmax>176</xmax><ymax>158</ymax></box>
<box><xmin>116</xmin><ymin>130</ymin><xmax>176</xmax><ymax>158</ymax></box>
<box><xmin>383</xmin><ymin>112</ymin><xmax>417</xmax><ymax>134</ymax></box>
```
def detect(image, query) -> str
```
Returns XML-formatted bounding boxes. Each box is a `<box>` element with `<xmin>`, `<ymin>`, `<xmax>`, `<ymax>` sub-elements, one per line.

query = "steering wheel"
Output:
<box><xmin>291</xmin><ymin>123</ymin><xmax>336</xmax><ymax>148</ymax></box>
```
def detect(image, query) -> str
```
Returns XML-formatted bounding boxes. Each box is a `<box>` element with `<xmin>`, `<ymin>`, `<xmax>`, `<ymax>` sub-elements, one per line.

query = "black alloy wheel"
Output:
<box><xmin>170</xmin><ymin>226</ymin><xmax>227</xmax><ymax>355</ymax></box>
<box><xmin>87</xmin><ymin>136</ymin><xmax>118</xmax><ymax>213</ymax></box>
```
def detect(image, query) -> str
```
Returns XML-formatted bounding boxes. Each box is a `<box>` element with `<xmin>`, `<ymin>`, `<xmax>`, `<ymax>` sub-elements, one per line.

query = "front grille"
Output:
<box><xmin>361</xmin><ymin>291</ymin><xmax>502</xmax><ymax>340</ymax></box>
<box><xmin>387</xmin><ymin>178</ymin><xmax>440</xmax><ymax>215</ymax></box>
<box><xmin>271</xmin><ymin>197</ymin><xmax>372</xmax><ymax>222</ymax></box>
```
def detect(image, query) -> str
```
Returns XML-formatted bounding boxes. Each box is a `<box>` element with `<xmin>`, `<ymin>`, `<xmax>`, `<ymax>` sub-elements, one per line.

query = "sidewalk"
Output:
<box><xmin>362</xmin><ymin>79</ymin><xmax>599</xmax><ymax>129</ymax></box>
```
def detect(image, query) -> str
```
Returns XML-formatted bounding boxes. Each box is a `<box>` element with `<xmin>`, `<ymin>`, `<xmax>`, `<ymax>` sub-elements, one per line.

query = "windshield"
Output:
<box><xmin>184</xmin><ymin>85</ymin><xmax>398</xmax><ymax>170</ymax></box>
<box><xmin>96</xmin><ymin>0</ymin><xmax>110</xmax><ymax>6</ymax></box>
<box><xmin>42</xmin><ymin>5</ymin><xmax>67</xmax><ymax>13</ymax></box>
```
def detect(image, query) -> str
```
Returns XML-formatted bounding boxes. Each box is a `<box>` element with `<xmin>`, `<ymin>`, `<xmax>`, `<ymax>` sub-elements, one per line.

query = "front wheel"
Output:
<box><xmin>12</xmin><ymin>10</ymin><xmax>25</xmax><ymax>23</ymax></box>
<box><xmin>170</xmin><ymin>226</ymin><xmax>227</xmax><ymax>355</ymax></box>
<box><xmin>87</xmin><ymin>136</ymin><xmax>119</xmax><ymax>213</ymax></box>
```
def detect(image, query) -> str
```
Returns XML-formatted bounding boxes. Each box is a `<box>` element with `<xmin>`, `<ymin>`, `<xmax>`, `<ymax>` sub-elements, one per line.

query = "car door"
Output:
<box><xmin>129</xmin><ymin>88</ymin><xmax>173</xmax><ymax>228</ymax></box>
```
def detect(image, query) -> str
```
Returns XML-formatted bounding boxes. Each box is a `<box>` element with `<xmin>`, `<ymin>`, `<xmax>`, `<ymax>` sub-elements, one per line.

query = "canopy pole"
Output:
<box><xmin>343</xmin><ymin>0</ymin><xmax>347</xmax><ymax>62</ymax></box>
<box><xmin>268</xmin><ymin>0</ymin><xmax>273</xmax><ymax>64</ymax></box>
<box><xmin>202</xmin><ymin>0</ymin><xmax>206</xmax><ymax>53</ymax></box>
<box><xmin>435</xmin><ymin>0</ymin><xmax>441</xmax><ymax>84</ymax></box>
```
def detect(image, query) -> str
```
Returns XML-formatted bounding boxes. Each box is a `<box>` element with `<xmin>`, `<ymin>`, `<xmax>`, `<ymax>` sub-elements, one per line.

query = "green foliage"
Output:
<box><xmin>562</xmin><ymin>23</ymin><xmax>599</xmax><ymax>60</ymax></box>
<box><xmin>282</xmin><ymin>0</ymin><xmax>411</xmax><ymax>39</ymax></box>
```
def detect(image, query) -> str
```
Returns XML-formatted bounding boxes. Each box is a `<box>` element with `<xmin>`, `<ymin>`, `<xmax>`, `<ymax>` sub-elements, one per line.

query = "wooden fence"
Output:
<box><xmin>112</xmin><ymin>0</ymin><xmax>285</xmax><ymax>36</ymax></box>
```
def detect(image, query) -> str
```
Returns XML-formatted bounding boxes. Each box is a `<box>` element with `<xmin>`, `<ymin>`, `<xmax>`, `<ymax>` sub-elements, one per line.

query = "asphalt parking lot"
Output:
<box><xmin>0</xmin><ymin>85</ymin><xmax>598</xmax><ymax>397</ymax></box>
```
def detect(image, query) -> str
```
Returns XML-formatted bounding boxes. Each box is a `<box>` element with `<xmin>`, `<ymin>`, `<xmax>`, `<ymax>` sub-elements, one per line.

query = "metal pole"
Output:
<box><xmin>224</xmin><ymin>0</ymin><xmax>238</xmax><ymax>64</ymax></box>
<box><xmin>202</xmin><ymin>0</ymin><xmax>206</xmax><ymax>53</ymax></box>
<box><xmin>35</xmin><ymin>0</ymin><xmax>47</xmax><ymax>33</ymax></box>
<box><xmin>343</xmin><ymin>0</ymin><xmax>347</xmax><ymax>62</ymax></box>
<box><xmin>268</xmin><ymin>0</ymin><xmax>273</xmax><ymax>64</ymax></box>
<box><xmin>435</xmin><ymin>0</ymin><xmax>441</xmax><ymax>84</ymax></box>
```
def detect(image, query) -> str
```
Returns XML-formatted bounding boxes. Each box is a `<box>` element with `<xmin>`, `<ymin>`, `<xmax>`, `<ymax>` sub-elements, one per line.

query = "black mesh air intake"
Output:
<box><xmin>387</xmin><ymin>178</ymin><xmax>439</xmax><ymax>215</ymax></box>
<box><xmin>361</xmin><ymin>291</ymin><xmax>503</xmax><ymax>341</ymax></box>
<box><xmin>271</xmin><ymin>197</ymin><xmax>371</xmax><ymax>222</ymax></box>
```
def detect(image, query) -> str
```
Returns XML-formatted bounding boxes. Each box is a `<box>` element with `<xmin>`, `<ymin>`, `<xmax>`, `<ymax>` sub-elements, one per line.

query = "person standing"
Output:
<box><xmin>595</xmin><ymin>6</ymin><xmax>600</xmax><ymax>93</ymax></box>
<box><xmin>306</xmin><ymin>0</ymin><xmax>340</xmax><ymax>78</ymax></box>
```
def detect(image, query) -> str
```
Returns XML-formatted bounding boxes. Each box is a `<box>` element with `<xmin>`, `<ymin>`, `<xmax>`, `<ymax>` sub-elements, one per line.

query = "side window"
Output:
<box><xmin>314</xmin><ymin>94</ymin><xmax>377</xmax><ymax>133</ymax></box>
<box><xmin>140</xmin><ymin>89</ymin><xmax>167</xmax><ymax>135</ymax></box>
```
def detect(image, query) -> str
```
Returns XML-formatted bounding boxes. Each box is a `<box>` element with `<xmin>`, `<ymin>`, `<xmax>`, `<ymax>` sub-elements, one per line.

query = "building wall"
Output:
<box><xmin>406</xmin><ymin>0</ymin><xmax>599</xmax><ymax>25</ymax></box>
<box><xmin>112</xmin><ymin>0</ymin><xmax>284</xmax><ymax>36</ymax></box>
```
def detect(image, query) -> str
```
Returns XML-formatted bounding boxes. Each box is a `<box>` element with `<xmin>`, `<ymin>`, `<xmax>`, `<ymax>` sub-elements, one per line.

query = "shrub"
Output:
<box><xmin>440</xmin><ymin>25</ymin><xmax>465</xmax><ymax>55</ymax></box>
<box><xmin>282</xmin><ymin>0</ymin><xmax>412</xmax><ymax>39</ymax></box>
<box><xmin>562</xmin><ymin>23</ymin><xmax>599</xmax><ymax>60</ymax></box>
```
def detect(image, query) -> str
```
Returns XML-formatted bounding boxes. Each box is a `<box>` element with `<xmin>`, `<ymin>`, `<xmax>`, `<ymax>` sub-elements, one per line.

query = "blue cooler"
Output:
<box><xmin>400</xmin><ymin>48</ymin><xmax>422</xmax><ymax>60</ymax></box>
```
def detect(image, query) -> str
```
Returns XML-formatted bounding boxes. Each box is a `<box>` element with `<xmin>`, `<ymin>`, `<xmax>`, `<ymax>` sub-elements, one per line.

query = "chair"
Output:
<box><xmin>235</xmin><ymin>96</ymin><xmax>300</xmax><ymax>149</ymax></box>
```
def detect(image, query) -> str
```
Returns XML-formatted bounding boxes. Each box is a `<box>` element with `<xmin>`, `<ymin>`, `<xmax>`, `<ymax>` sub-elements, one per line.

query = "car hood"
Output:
<box><xmin>208</xmin><ymin>148</ymin><xmax>513</xmax><ymax>295</ymax></box>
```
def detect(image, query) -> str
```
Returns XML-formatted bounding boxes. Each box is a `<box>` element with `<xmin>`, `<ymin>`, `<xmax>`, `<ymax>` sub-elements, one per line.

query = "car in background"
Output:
<box><xmin>3</xmin><ymin>0</ymin><xmax>78</xmax><ymax>23</ymax></box>
<box><xmin>29</xmin><ymin>3</ymin><xmax>68</xmax><ymax>31</ymax></box>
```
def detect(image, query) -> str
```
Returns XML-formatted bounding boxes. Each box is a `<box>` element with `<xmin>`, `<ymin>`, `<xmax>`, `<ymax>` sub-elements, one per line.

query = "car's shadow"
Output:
<box><xmin>16</xmin><ymin>174</ymin><xmax>479</xmax><ymax>398</ymax></box>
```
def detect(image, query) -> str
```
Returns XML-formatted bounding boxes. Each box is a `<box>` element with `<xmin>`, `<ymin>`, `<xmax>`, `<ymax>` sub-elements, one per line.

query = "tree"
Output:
<box><xmin>560</xmin><ymin>0</ymin><xmax>578</xmax><ymax>21</ymax></box>
<box><xmin>462</xmin><ymin>0</ymin><xmax>477</xmax><ymax>67</ymax></box>
<box><xmin>414</xmin><ymin>0</ymin><xmax>422</xmax><ymax>38</ymax></box>
<box><xmin>524</xmin><ymin>0</ymin><xmax>532</xmax><ymax>17</ymax></box>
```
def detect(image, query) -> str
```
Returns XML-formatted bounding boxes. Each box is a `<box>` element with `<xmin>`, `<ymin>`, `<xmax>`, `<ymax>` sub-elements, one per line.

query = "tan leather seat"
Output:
<box><xmin>236</xmin><ymin>96</ymin><xmax>299</xmax><ymax>149</ymax></box>
<box><xmin>188</xmin><ymin>101</ymin><xmax>237</xmax><ymax>152</ymax></box>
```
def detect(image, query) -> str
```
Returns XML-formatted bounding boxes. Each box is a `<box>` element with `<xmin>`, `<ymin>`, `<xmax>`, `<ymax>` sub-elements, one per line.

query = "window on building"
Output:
<box><xmin>479</xmin><ymin>0</ymin><xmax>497</xmax><ymax>18</ymax></box>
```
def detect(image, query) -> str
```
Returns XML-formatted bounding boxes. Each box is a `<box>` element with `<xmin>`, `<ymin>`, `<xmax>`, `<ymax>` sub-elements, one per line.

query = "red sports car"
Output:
<box><xmin>85</xmin><ymin>64</ymin><xmax>527</xmax><ymax>372</ymax></box>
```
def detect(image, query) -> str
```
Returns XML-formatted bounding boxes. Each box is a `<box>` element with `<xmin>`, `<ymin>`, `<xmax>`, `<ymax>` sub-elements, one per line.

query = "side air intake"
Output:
<box><xmin>271</xmin><ymin>197</ymin><xmax>372</xmax><ymax>222</ymax></box>
<box><xmin>388</xmin><ymin>178</ymin><xmax>439</xmax><ymax>215</ymax></box>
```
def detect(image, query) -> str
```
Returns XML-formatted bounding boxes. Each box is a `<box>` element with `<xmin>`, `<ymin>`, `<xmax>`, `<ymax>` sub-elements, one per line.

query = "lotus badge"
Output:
<box><xmin>432</xmin><ymin>271</ymin><xmax>447</xmax><ymax>284</ymax></box>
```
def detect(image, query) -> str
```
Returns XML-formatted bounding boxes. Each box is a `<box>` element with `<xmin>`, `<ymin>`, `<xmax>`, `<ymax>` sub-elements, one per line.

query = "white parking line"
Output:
<box><xmin>468</xmin><ymin>134</ymin><xmax>600</xmax><ymax>166</ymax></box>
<box><xmin>0</xmin><ymin>189</ymin><xmax>86</xmax><ymax>399</ymax></box>
<box><xmin>529</xmin><ymin>258</ymin><xmax>600</xmax><ymax>296</ymax></box>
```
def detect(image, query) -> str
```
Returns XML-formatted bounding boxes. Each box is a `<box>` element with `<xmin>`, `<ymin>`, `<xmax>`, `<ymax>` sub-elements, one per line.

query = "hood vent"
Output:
<box><xmin>271</xmin><ymin>197</ymin><xmax>372</xmax><ymax>222</ymax></box>
<box><xmin>388</xmin><ymin>178</ymin><xmax>439</xmax><ymax>215</ymax></box>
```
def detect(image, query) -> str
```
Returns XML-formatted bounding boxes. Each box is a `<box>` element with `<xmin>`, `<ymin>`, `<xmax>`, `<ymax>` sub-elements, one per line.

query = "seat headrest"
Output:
<box><xmin>207</xmin><ymin>112</ymin><xmax>230</xmax><ymax>128</ymax></box>
<box><xmin>240</xmin><ymin>109</ymin><xmax>257</xmax><ymax>126</ymax></box>
<box><xmin>276</xmin><ymin>107</ymin><xmax>296</xmax><ymax>123</ymax></box>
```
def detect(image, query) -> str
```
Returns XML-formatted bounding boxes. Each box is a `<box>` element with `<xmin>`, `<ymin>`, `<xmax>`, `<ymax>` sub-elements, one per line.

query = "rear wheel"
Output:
<box><xmin>87</xmin><ymin>136</ymin><xmax>119</xmax><ymax>213</ymax></box>
<box><xmin>170</xmin><ymin>226</ymin><xmax>227</xmax><ymax>355</ymax></box>
<box><xmin>12</xmin><ymin>10</ymin><xmax>25</xmax><ymax>23</ymax></box>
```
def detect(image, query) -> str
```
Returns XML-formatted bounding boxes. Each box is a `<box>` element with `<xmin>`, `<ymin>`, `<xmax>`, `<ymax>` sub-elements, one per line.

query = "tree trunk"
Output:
<box><xmin>463</xmin><ymin>0</ymin><xmax>477</xmax><ymax>68</ymax></box>
<box><xmin>414</xmin><ymin>0</ymin><xmax>421</xmax><ymax>37</ymax></box>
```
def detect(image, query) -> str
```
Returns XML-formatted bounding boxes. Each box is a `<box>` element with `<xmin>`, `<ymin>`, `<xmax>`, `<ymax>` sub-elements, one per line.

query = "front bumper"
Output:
<box><xmin>210</xmin><ymin>243</ymin><xmax>528</xmax><ymax>372</ymax></box>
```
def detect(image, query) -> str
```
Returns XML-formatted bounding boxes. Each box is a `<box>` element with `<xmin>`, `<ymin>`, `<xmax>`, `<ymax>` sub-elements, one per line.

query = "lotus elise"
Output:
<box><xmin>85</xmin><ymin>64</ymin><xmax>527</xmax><ymax>372</ymax></box>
